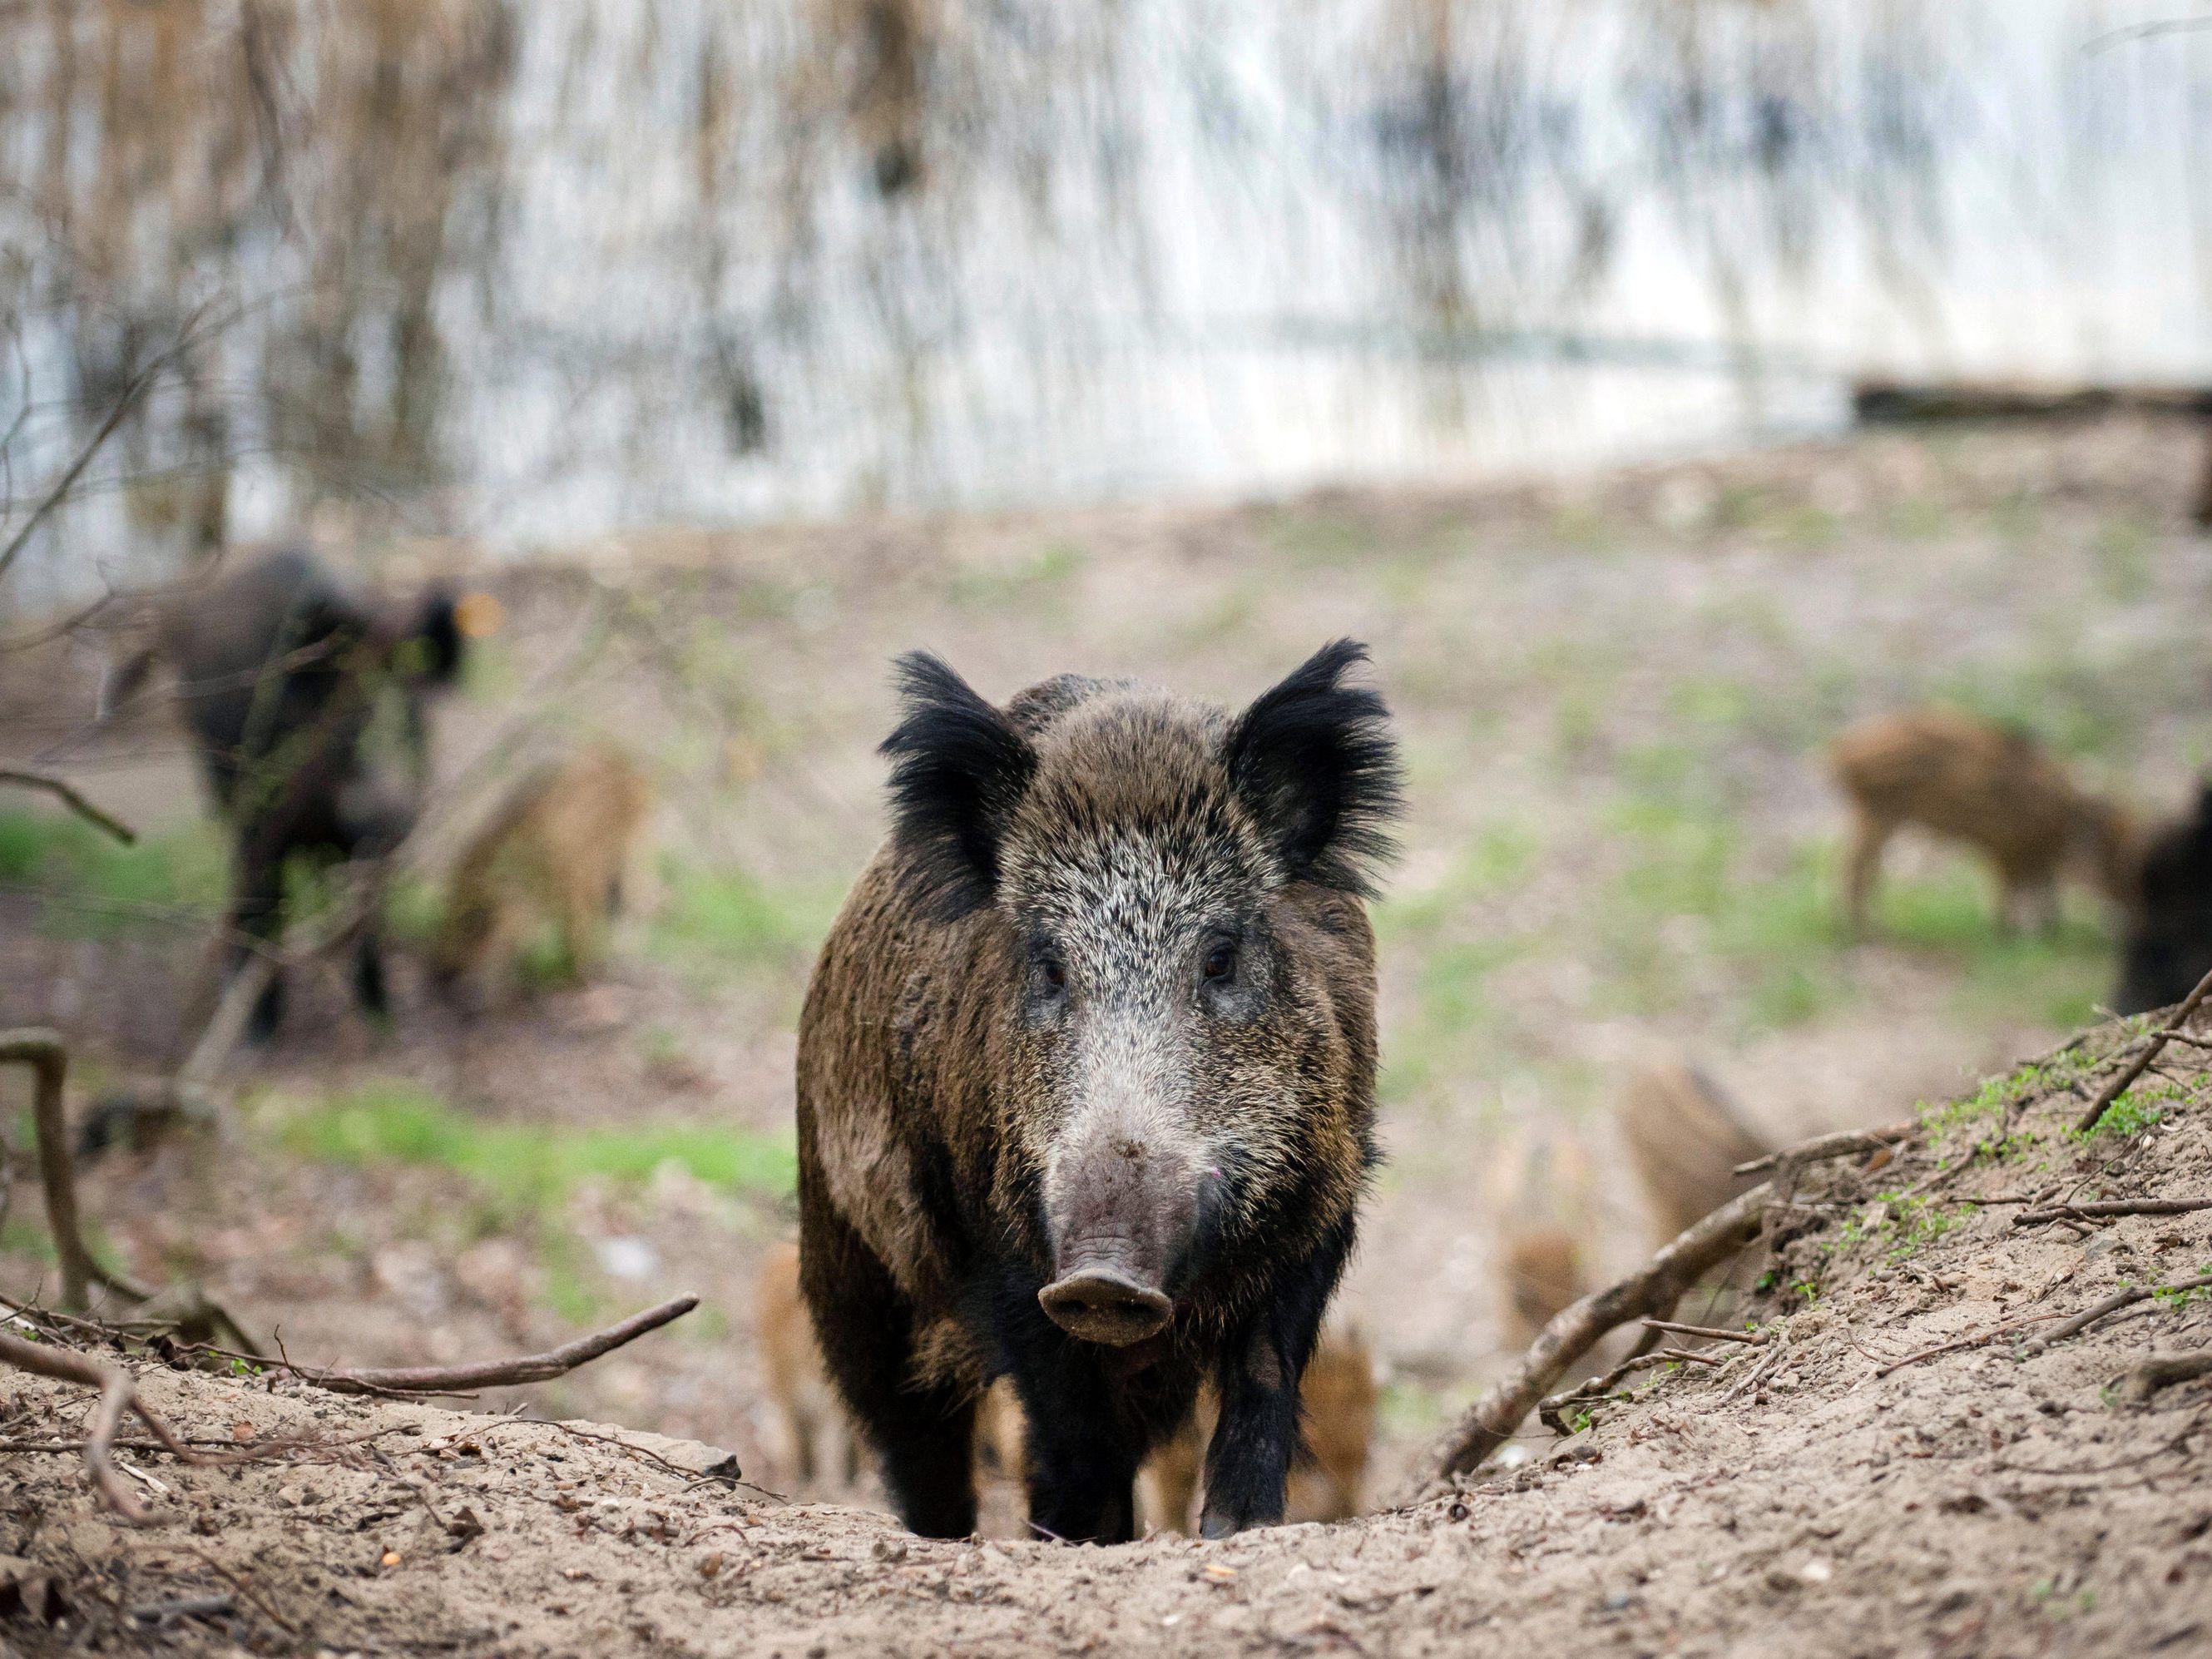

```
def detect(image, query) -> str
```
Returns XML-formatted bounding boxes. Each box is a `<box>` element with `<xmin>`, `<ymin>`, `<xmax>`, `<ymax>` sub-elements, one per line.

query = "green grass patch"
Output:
<box><xmin>647</xmin><ymin>859</ymin><xmax>841</xmax><ymax>981</ymax></box>
<box><xmin>0</xmin><ymin>807</ymin><xmax>225</xmax><ymax>932</ymax></box>
<box><xmin>274</xmin><ymin>1080</ymin><xmax>796</xmax><ymax>1215</ymax></box>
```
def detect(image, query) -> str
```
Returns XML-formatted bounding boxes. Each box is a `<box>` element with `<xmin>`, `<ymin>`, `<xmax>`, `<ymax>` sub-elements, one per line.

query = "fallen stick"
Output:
<box><xmin>2021</xmin><ymin>1274</ymin><xmax>2212</xmax><ymax>1356</ymax></box>
<box><xmin>0</xmin><ymin>1330</ymin><xmax>192</xmax><ymax>1523</ymax></box>
<box><xmin>271</xmin><ymin>1294</ymin><xmax>699</xmax><ymax>1395</ymax></box>
<box><xmin>2014</xmin><ymin>1197</ymin><xmax>2212</xmax><ymax>1226</ymax></box>
<box><xmin>2076</xmin><ymin>966</ymin><xmax>2212</xmax><ymax>1137</ymax></box>
<box><xmin>2116</xmin><ymin>1350</ymin><xmax>2212</xmax><ymax>1404</ymax></box>
<box><xmin>0</xmin><ymin>769</ymin><xmax>136</xmax><ymax>844</ymax></box>
<box><xmin>1734</xmin><ymin>1124</ymin><xmax>1914</xmax><ymax>1176</ymax></box>
<box><xmin>1413</xmin><ymin>1179</ymin><xmax>1774</xmax><ymax>1491</ymax></box>
<box><xmin>2</xmin><ymin>1028</ymin><xmax>110</xmax><ymax>1309</ymax></box>
<box><xmin>1871</xmin><ymin>1312</ymin><xmax>2065</xmax><ymax>1379</ymax></box>
<box><xmin>1641</xmin><ymin>1318</ymin><xmax>1769</xmax><ymax>1347</ymax></box>
<box><xmin>1537</xmin><ymin>1347</ymin><xmax>1725</xmax><ymax>1438</ymax></box>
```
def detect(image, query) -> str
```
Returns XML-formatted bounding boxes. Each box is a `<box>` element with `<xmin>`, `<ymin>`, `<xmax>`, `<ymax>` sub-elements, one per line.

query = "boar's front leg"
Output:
<box><xmin>1200</xmin><ymin>1226</ymin><xmax>1352</xmax><ymax>1538</ymax></box>
<box><xmin>1002</xmin><ymin>1335</ymin><xmax>1142</xmax><ymax>1542</ymax></box>
<box><xmin>799</xmin><ymin>1198</ymin><xmax>978</xmax><ymax>1538</ymax></box>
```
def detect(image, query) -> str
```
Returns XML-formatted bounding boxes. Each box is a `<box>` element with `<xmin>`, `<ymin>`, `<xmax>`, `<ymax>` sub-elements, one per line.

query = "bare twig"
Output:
<box><xmin>0</xmin><ymin>768</ymin><xmax>136</xmax><ymax>844</ymax></box>
<box><xmin>1734</xmin><ymin>1123</ymin><xmax>1914</xmax><ymax>1176</ymax></box>
<box><xmin>1640</xmin><ymin>1319</ymin><xmax>1769</xmax><ymax>1347</ymax></box>
<box><xmin>2022</xmin><ymin>1274</ymin><xmax>2212</xmax><ymax>1356</ymax></box>
<box><xmin>1537</xmin><ymin>1347</ymin><xmax>1725</xmax><ymax>1437</ymax></box>
<box><xmin>2116</xmin><ymin>1350</ymin><xmax>2212</xmax><ymax>1403</ymax></box>
<box><xmin>0</xmin><ymin>313</ymin><xmax>208</xmax><ymax>586</ymax></box>
<box><xmin>1871</xmin><ymin>1313</ymin><xmax>2065</xmax><ymax>1379</ymax></box>
<box><xmin>2014</xmin><ymin>1197</ymin><xmax>2212</xmax><ymax>1226</ymax></box>
<box><xmin>1413</xmin><ymin>1179</ymin><xmax>1774</xmax><ymax>1491</ymax></box>
<box><xmin>0</xmin><ymin>1329</ymin><xmax>193</xmax><ymax>1522</ymax></box>
<box><xmin>2077</xmin><ymin>967</ymin><xmax>2212</xmax><ymax>1137</ymax></box>
<box><xmin>2</xmin><ymin>1028</ymin><xmax>111</xmax><ymax>1308</ymax></box>
<box><xmin>276</xmin><ymin>1294</ymin><xmax>698</xmax><ymax>1395</ymax></box>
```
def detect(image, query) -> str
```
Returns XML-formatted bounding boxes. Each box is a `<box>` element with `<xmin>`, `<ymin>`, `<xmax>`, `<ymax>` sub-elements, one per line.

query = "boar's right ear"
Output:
<box><xmin>880</xmin><ymin>652</ymin><xmax>1038</xmax><ymax>917</ymax></box>
<box><xmin>1225</xmin><ymin>639</ymin><xmax>1403</xmax><ymax>896</ymax></box>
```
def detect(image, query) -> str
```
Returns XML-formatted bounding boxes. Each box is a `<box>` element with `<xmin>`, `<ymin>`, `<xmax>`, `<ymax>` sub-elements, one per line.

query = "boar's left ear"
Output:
<box><xmin>1224</xmin><ymin>639</ymin><xmax>1403</xmax><ymax>895</ymax></box>
<box><xmin>881</xmin><ymin>652</ymin><xmax>1039</xmax><ymax>917</ymax></box>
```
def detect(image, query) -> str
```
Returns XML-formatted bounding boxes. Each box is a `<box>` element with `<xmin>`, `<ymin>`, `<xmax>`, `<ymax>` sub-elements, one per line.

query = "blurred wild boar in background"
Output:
<box><xmin>432</xmin><ymin>743</ymin><xmax>654</xmax><ymax>1007</ymax></box>
<box><xmin>1828</xmin><ymin>707</ymin><xmax>2137</xmax><ymax>937</ymax></box>
<box><xmin>107</xmin><ymin>549</ymin><xmax>482</xmax><ymax>1039</ymax></box>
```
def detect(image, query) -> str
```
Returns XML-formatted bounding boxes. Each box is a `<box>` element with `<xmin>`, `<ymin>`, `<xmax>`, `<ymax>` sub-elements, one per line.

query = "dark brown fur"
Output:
<box><xmin>1143</xmin><ymin>1324</ymin><xmax>1378</xmax><ymax>1533</ymax></box>
<box><xmin>2118</xmin><ymin>782</ymin><xmax>2212</xmax><ymax>1015</ymax></box>
<box><xmin>1828</xmin><ymin>707</ymin><xmax>2138</xmax><ymax>937</ymax></box>
<box><xmin>796</xmin><ymin>643</ymin><xmax>1398</xmax><ymax>1541</ymax></box>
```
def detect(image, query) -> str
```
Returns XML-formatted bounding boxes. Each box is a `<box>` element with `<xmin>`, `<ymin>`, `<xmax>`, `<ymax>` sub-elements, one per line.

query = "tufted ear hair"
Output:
<box><xmin>880</xmin><ymin>652</ymin><xmax>1038</xmax><ymax>918</ymax></box>
<box><xmin>1223</xmin><ymin>639</ymin><xmax>1403</xmax><ymax>896</ymax></box>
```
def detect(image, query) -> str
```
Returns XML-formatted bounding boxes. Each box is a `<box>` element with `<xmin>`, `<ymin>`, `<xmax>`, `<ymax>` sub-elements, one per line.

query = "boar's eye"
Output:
<box><xmin>1200</xmin><ymin>938</ymin><xmax>1238</xmax><ymax>985</ymax></box>
<box><xmin>1029</xmin><ymin>942</ymin><xmax>1068</xmax><ymax>999</ymax></box>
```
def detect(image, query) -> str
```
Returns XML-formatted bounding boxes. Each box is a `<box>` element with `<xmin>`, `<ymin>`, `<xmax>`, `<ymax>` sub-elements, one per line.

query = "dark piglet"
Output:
<box><xmin>796</xmin><ymin>641</ymin><xmax>1399</xmax><ymax>1542</ymax></box>
<box><xmin>2118</xmin><ymin>782</ymin><xmax>2212</xmax><ymax>1015</ymax></box>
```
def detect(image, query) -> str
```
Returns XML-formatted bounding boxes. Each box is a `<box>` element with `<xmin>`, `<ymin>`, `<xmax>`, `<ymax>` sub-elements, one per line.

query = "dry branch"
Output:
<box><xmin>0</xmin><ymin>769</ymin><xmax>136</xmax><ymax>844</ymax></box>
<box><xmin>2077</xmin><ymin>967</ymin><xmax>2212</xmax><ymax>1137</ymax></box>
<box><xmin>260</xmin><ymin>1294</ymin><xmax>697</xmax><ymax>1396</ymax></box>
<box><xmin>0</xmin><ymin>1330</ymin><xmax>191</xmax><ymax>1523</ymax></box>
<box><xmin>0</xmin><ymin>312</ymin><xmax>210</xmax><ymax>586</ymax></box>
<box><xmin>2</xmin><ymin>1028</ymin><xmax>106</xmax><ymax>1309</ymax></box>
<box><xmin>2116</xmin><ymin>1351</ymin><xmax>2212</xmax><ymax>1404</ymax></box>
<box><xmin>1734</xmin><ymin>1123</ymin><xmax>1914</xmax><ymax>1177</ymax></box>
<box><xmin>1413</xmin><ymin>1179</ymin><xmax>1774</xmax><ymax>1491</ymax></box>
<box><xmin>2014</xmin><ymin>1197</ymin><xmax>2212</xmax><ymax>1226</ymax></box>
<box><xmin>2021</xmin><ymin>1274</ymin><xmax>2212</xmax><ymax>1356</ymax></box>
<box><xmin>1641</xmin><ymin>1318</ymin><xmax>1768</xmax><ymax>1347</ymax></box>
<box><xmin>1537</xmin><ymin>1347</ymin><xmax>1725</xmax><ymax>1438</ymax></box>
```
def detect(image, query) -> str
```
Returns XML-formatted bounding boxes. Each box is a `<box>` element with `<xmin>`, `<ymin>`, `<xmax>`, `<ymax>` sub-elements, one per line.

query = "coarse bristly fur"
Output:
<box><xmin>2118</xmin><ymin>781</ymin><xmax>2212</xmax><ymax>1014</ymax></box>
<box><xmin>796</xmin><ymin>641</ymin><xmax>1400</xmax><ymax>1543</ymax></box>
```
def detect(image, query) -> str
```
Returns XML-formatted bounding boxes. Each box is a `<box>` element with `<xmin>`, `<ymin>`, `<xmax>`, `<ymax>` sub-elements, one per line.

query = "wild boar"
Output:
<box><xmin>1616</xmin><ymin>1061</ymin><xmax>1771</xmax><ymax>1247</ymax></box>
<box><xmin>1143</xmin><ymin>1323</ymin><xmax>1378</xmax><ymax>1533</ymax></box>
<box><xmin>431</xmin><ymin>743</ymin><xmax>653</xmax><ymax>1004</ymax></box>
<box><xmin>1828</xmin><ymin>707</ymin><xmax>2137</xmax><ymax>937</ymax></box>
<box><xmin>795</xmin><ymin>641</ymin><xmax>1400</xmax><ymax>1541</ymax></box>
<box><xmin>116</xmin><ymin>549</ymin><xmax>479</xmax><ymax>1038</ymax></box>
<box><xmin>2117</xmin><ymin>782</ymin><xmax>2212</xmax><ymax>1014</ymax></box>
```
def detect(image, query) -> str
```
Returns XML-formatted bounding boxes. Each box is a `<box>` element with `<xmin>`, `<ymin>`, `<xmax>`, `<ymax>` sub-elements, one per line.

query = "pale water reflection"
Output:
<box><xmin>2</xmin><ymin>1</ymin><xmax>2209</xmax><ymax>601</ymax></box>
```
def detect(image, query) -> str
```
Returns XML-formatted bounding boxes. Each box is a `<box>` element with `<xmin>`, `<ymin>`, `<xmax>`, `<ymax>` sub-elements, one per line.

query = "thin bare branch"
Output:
<box><xmin>0</xmin><ymin>309</ymin><xmax>210</xmax><ymax>585</ymax></box>
<box><xmin>0</xmin><ymin>1328</ymin><xmax>194</xmax><ymax>1523</ymax></box>
<box><xmin>1734</xmin><ymin>1123</ymin><xmax>1914</xmax><ymax>1176</ymax></box>
<box><xmin>2077</xmin><ymin>968</ymin><xmax>2212</xmax><ymax>1136</ymax></box>
<box><xmin>0</xmin><ymin>768</ymin><xmax>137</xmax><ymax>844</ymax></box>
<box><xmin>276</xmin><ymin>1294</ymin><xmax>699</xmax><ymax>1395</ymax></box>
<box><xmin>1412</xmin><ymin>1179</ymin><xmax>1774</xmax><ymax>1492</ymax></box>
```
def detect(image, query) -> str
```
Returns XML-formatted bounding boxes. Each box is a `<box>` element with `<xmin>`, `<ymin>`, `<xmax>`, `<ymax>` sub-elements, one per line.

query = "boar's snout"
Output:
<box><xmin>1038</xmin><ymin>1135</ymin><xmax>1203</xmax><ymax>1347</ymax></box>
<box><xmin>1037</xmin><ymin>1265</ymin><xmax>1172</xmax><ymax>1347</ymax></box>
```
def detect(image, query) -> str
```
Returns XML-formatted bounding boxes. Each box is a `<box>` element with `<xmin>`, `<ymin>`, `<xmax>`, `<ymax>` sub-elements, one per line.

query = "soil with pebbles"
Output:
<box><xmin>5</xmin><ymin>1015</ymin><xmax>2212</xmax><ymax>1656</ymax></box>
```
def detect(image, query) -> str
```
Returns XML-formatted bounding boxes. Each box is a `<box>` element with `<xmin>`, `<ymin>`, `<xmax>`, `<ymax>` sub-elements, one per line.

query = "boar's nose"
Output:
<box><xmin>1037</xmin><ymin>1265</ymin><xmax>1172</xmax><ymax>1347</ymax></box>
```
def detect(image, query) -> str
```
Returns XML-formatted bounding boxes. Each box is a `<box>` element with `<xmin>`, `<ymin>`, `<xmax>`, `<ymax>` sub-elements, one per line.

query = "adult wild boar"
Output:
<box><xmin>114</xmin><ymin>549</ymin><xmax>477</xmax><ymax>1038</ymax></box>
<box><xmin>796</xmin><ymin>641</ymin><xmax>1400</xmax><ymax>1543</ymax></box>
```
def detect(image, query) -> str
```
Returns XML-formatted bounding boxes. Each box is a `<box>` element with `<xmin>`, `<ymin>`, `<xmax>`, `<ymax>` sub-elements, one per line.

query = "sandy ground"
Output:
<box><xmin>5</xmin><ymin>1016</ymin><xmax>2212</xmax><ymax>1655</ymax></box>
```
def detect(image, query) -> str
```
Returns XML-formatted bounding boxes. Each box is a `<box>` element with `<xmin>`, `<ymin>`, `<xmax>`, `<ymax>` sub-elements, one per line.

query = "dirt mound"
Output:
<box><xmin>5</xmin><ymin>1017</ymin><xmax>2211</xmax><ymax>1656</ymax></box>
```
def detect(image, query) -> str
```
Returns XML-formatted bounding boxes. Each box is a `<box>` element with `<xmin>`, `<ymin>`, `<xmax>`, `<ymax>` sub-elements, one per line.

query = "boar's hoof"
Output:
<box><xmin>1199</xmin><ymin>1512</ymin><xmax>1243</xmax><ymax>1541</ymax></box>
<box><xmin>1037</xmin><ymin>1268</ymin><xmax>1172</xmax><ymax>1346</ymax></box>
